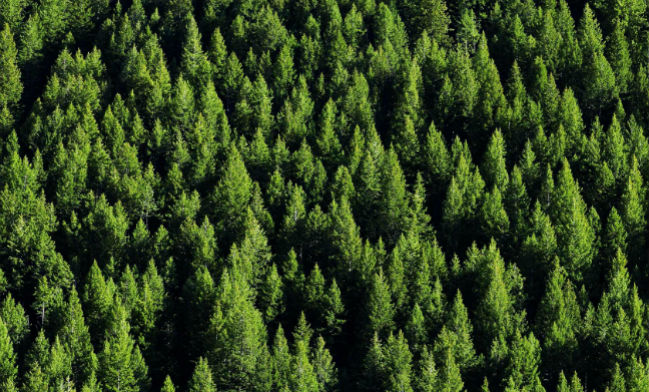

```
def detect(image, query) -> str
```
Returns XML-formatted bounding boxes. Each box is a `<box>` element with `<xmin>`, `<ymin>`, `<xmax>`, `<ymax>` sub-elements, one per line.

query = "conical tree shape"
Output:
<box><xmin>0</xmin><ymin>317</ymin><xmax>17</xmax><ymax>387</ymax></box>
<box><xmin>97</xmin><ymin>301</ymin><xmax>149</xmax><ymax>392</ymax></box>
<box><xmin>60</xmin><ymin>287</ymin><xmax>96</xmax><ymax>387</ymax></box>
<box><xmin>160</xmin><ymin>375</ymin><xmax>175</xmax><ymax>392</ymax></box>
<box><xmin>0</xmin><ymin>24</ymin><xmax>21</xmax><ymax>110</ymax></box>
<box><xmin>188</xmin><ymin>357</ymin><xmax>216</xmax><ymax>392</ymax></box>
<box><xmin>208</xmin><ymin>270</ymin><xmax>271</xmax><ymax>391</ymax></box>
<box><xmin>180</xmin><ymin>14</ymin><xmax>212</xmax><ymax>88</ymax></box>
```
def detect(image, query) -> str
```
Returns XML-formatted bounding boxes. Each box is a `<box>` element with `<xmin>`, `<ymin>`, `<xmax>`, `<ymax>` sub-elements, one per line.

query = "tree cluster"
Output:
<box><xmin>0</xmin><ymin>0</ymin><xmax>649</xmax><ymax>391</ymax></box>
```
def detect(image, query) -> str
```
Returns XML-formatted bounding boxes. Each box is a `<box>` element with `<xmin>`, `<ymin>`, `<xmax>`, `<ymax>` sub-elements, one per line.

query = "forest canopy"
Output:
<box><xmin>0</xmin><ymin>0</ymin><xmax>648</xmax><ymax>391</ymax></box>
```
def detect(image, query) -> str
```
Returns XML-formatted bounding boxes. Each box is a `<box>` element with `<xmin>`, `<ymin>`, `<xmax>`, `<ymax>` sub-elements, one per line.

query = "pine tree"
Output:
<box><xmin>0</xmin><ymin>294</ymin><xmax>27</xmax><ymax>350</ymax></box>
<box><xmin>180</xmin><ymin>14</ymin><xmax>212</xmax><ymax>88</ymax></box>
<box><xmin>188</xmin><ymin>357</ymin><xmax>216</xmax><ymax>392</ymax></box>
<box><xmin>504</xmin><ymin>330</ymin><xmax>542</xmax><ymax>390</ymax></box>
<box><xmin>367</xmin><ymin>269</ymin><xmax>395</xmax><ymax>339</ymax></box>
<box><xmin>558</xmin><ymin>89</ymin><xmax>584</xmax><ymax>154</ymax></box>
<box><xmin>208</xmin><ymin>271</ymin><xmax>271</xmax><ymax>391</ymax></box>
<box><xmin>437</xmin><ymin>348</ymin><xmax>464</xmax><ymax>392</ymax></box>
<box><xmin>400</xmin><ymin>0</ymin><xmax>450</xmax><ymax>42</ymax></box>
<box><xmin>37</xmin><ymin>0</ymin><xmax>68</xmax><ymax>46</ymax></box>
<box><xmin>329</xmin><ymin>196</ymin><xmax>364</xmax><ymax>282</ymax></box>
<box><xmin>0</xmin><ymin>0</ymin><xmax>25</xmax><ymax>33</ymax></box>
<box><xmin>482</xmin><ymin>130</ymin><xmax>509</xmax><ymax>190</ymax></box>
<box><xmin>182</xmin><ymin>264</ymin><xmax>216</xmax><ymax>361</ymax></box>
<box><xmin>480</xmin><ymin>186</ymin><xmax>510</xmax><ymax>242</ymax></box>
<box><xmin>383</xmin><ymin>331</ymin><xmax>414</xmax><ymax>392</ymax></box>
<box><xmin>607</xmin><ymin>23</ymin><xmax>632</xmax><ymax>95</ymax></box>
<box><xmin>423</xmin><ymin>121</ymin><xmax>452</xmax><ymax>186</ymax></box>
<box><xmin>259</xmin><ymin>263</ymin><xmax>284</xmax><ymax>323</ymax></box>
<box><xmin>271</xmin><ymin>325</ymin><xmax>291</xmax><ymax>391</ymax></box>
<box><xmin>415</xmin><ymin>347</ymin><xmax>438</xmax><ymax>392</ymax></box>
<box><xmin>289</xmin><ymin>316</ymin><xmax>320</xmax><ymax>392</ymax></box>
<box><xmin>363</xmin><ymin>333</ymin><xmax>387</xmax><ymax>391</ymax></box>
<box><xmin>379</xmin><ymin>148</ymin><xmax>409</xmax><ymax>245</ymax></box>
<box><xmin>621</xmin><ymin>167</ymin><xmax>646</xmax><ymax>266</ymax></box>
<box><xmin>210</xmin><ymin>144</ymin><xmax>253</xmax><ymax>244</ymax></box>
<box><xmin>60</xmin><ymin>287</ymin><xmax>96</xmax><ymax>387</ymax></box>
<box><xmin>475</xmin><ymin>241</ymin><xmax>524</xmax><ymax>347</ymax></box>
<box><xmin>161</xmin><ymin>376</ymin><xmax>175</xmax><ymax>392</ymax></box>
<box><xmin>536</xmin><ymin>259</ymin><xmax>579</xmax><ymax>378</ymax></box>
<box><xmin>0</xmin><ymin>317</ymin><xmax>17</xmax><ymax>388</ymax></box>
<box><xmin>82</xmin><ymin>261</ymin><xmax>115</xmax><ymax>346</ymax></box>
<box><xmin>551</xmin><ymin>159</ymin><xmax>596</xmax><ymax>282</ymax></box>
<box><xmin>0</xmin><ymin>24</ymin><xmax>21</xmax><ymax>110</ymax></box>
<box><xmin>46</xmin><ymin>336</ymin><xmax>73</xmax><ymax>389</ymax></box>
<box><xmin>97</xmin><ymin>301</ymin><xmax>149</xmax><ymax>392</ymax></box>
<box><xmin>312</xmin><ymin>335</ymin><xmax>337</xmax><ymax>391</ymax></box>
<box><xmin>434</xmin><ymin>291</ymin><xmax>478</xmax><ymax>371</ymax></box>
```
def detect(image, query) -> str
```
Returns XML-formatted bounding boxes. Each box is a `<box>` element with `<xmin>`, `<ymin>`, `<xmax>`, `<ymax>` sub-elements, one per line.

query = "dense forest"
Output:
<box><xmin>2</xmin><ymin>0</ymin><xmax>649</xmax><ymax>390</ymax></box>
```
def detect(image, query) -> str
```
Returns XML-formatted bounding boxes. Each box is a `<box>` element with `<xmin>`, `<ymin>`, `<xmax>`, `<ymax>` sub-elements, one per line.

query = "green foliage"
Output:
<box><xmin>1</xmin><ymin>1</ymin><xmax>649</xmax><ymax>391</ymax></box>
<box><xmin>0</xmin><ymin>317</ymin><xmax>17</xmax><ymax>388</ymax></box>
<box><xmin>0</xmin><ymin>24</ymin><xmax>21</xmax><ymax>110</ymax></box>
<box><xmin>188</xmin><ymin>357</ymin><xmax>216</xmax><ymax>392</ymax></box>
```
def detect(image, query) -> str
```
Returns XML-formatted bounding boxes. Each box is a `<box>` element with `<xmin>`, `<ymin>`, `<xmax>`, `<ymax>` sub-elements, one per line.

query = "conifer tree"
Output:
<box><xmin>383</xmin><ymin>331</ymin><xmax>414</xmax><ymax>392</ymax></box>
<box><xmin>621</xmin><ymin>168</ymin><xmax>646</xmax><ymax>266</ymax></box>
<box><xmin>607</xmin><ymin>23</ymin><xmax>632</xmax><ymax>95</ymax></box>
<box><xmin>0</xmin><ymin>0</ymin><xmax>25</xmax><ymax>33</ymax></box>
<box><xmin>437</xmin><ymin>348</ymin><xmax>464</xmax><ymax>392</ymax></box>
<box><xmin>424</xmin><ymin>121</ymin><xmax>452</xmax><ymax>187</ymax></box>
<box><xmin>551</xmin><ymin>159</ymin><xmax>596</xmax><ymax>282</ymax></box>
<box><xmin>60</xmin><ymin>287</ymin><xmax>96</xmax><ymax>387</ymax></box>
<box><xmin>208</xmin><ymin>270</ymin><xmax>271</xmax><ymax>391</ymax></box>
<box><xmin>0</xmin><ymin>317</ymin><xmax>17</xmax><ymax>388</ymax></box>
<box><xmin>400</xmin><ymin>0</ymin><xmax>450</xmax><ymax>42</ymax></box>
<box><xmin>536</xmin><ymin>259</ymin><xmax>579</xmax><ymax>378</ymax></box>
<box><xmin>160</xmin><ymin>376</ymin><xmax>175</xmax><ymax>392</ymax></box>
<box><xmin>180</xmin><ymin>14</ymin><xmax>212</xmax><ymax>89</ymax></box>
<box><xmin>0</xmin><ymin>24</ymin><xmax>22</xmax><ymax>110</ymax></box>
<box><xmin>482</xmin><ymin>130</ymin><xmax>509</xmax><ymax>191</ymax></box>
<box><xmin>188</xmin><ymin>357</ymin><xmax>216</xmax><ymax>392</ymax></box>
<box><xmin>211</xmin><ymin>144</ymin><xmax>254</xmax><ymax>244</ymax></box>
<box><xmin>434</xmin><ymin>291</ymin><xmax>478</xmax><ymax>371</ymax></box>
<box><xmin>367</xmin><ymin>269</ymin><xmax>395</xmax><ymax>339</ymax></box>
<box><xmin>97</xmin><ymin>302</ymin><xmax>149</xmax><ymax>392</ymax></box>
<box><xmin>289</xmin><ymin>315</ymin><xmax>320</xmax><ymax>392</ymax></box>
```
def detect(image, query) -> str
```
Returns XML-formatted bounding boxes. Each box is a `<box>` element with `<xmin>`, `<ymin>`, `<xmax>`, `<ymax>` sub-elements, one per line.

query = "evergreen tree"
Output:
<box><xmin>188</xmin><ymin>357</ymin><xmax>216</xmax><ymax>392</ymax></box>
<box><xmin>210</xmin><ymin>144</ymin><xmax>253</xmax><ymax>244</ymax></box>
<box><xmin>434</xmin><ymin>291</ymin><xmax>478</xmax><ymax>371</ymax></box>
<box><xmin>0</xmin><ymin>0</ymin><xmax>25</xmax><ymax>33</ymax></box>
<box><xmin>551</xmin><ymin>159</ymin><xmax>596</xmax><ymax>282</ymax></box>
<box><xmin>160</xmin><ymin>376</ymin><xmax>175</xmax><ymax>392</ymax></box>
<box><xmin>180</xmin><ymin>14</ymin><xmax>212</xmax><ymax>89</ymax></box>
<box><xmin>482</xmin><ymin>129</ymin><xmax>509</xmax><ymax>190</ymax></box>
<box><xmin>208</xmin><ymin>271</ymin><xmax>271</xmax><ymax>391</ymax></box>
<box><xmin>97</xmin><ymin>302</ymin><xmax>149</xmax><ymax>392</ymax></box>
<box><xmin>0</xmin><ymin>24</ymin><xmax>21</xmax><ymax>110</ymax></box>
<box><xmin>60</xmin><ymin>287</ymin><xmax>96</xmax><ymax>387</ymax></box>
<box><xmin>0</xmin><ymin>317</ymin><xmax>17</xmax><ymax>388</ymax></box>
<box><xmin>367</xmin><ymin>269</ymin><xmax>395</xmax><ymax>339</ymax></box>
<box><xmin>400</xmin><ymin>0</ymin><xmax>450</xmax><ymax>43</ymax></box>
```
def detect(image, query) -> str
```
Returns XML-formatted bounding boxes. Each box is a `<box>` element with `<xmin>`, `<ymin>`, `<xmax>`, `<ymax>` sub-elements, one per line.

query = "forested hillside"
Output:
<box><xmin>1</xmin><ymin>0</ymin><xmax>649</xmax><ymax>390</ymax></box>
